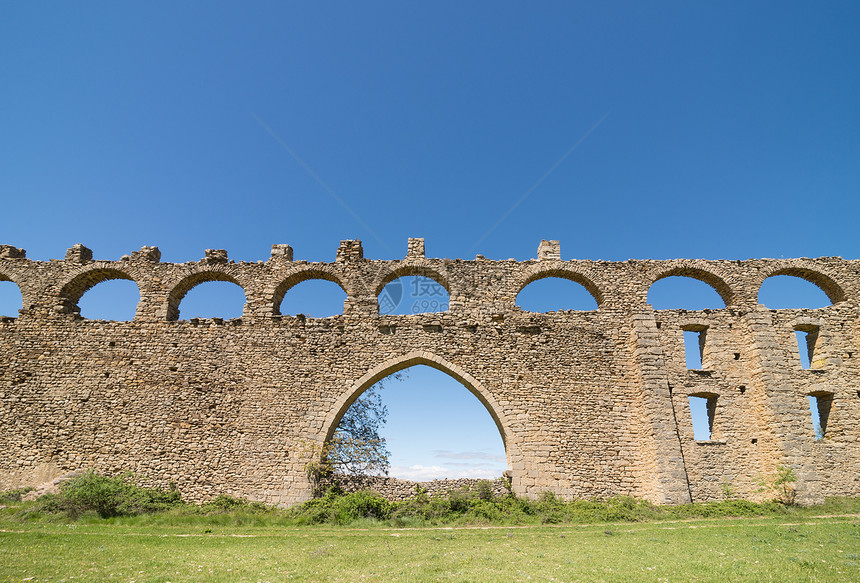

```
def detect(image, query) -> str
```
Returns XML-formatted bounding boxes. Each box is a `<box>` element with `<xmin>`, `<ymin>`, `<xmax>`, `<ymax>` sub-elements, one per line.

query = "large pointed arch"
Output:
<box><xmin>321</xmin><ymin>351</ymin><xmax>518</xmax><ymax>471</ymax></box>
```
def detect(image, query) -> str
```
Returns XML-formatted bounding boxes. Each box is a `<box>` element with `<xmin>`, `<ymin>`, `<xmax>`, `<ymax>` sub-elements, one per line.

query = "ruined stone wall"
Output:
<box><xmin>330</xmin><ymin>476</ymin><xmax>510</xmax><ymax>502</ymax></box>
<box><xmin>0</xmin><ymin>240</ymin><xmax>858</xmax><ymax>506</ymax></box>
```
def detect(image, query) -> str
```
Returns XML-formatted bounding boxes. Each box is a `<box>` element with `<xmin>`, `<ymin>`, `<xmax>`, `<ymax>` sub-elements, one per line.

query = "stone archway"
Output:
<box><xmin>319</xmin><ymin>350</ymin><xmax>522</xmax><ymax>494</ymax></box>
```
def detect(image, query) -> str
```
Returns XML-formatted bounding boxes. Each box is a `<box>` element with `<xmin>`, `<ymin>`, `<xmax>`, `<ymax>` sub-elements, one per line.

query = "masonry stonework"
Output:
<box><xmin>0</xmin><ymin>240</ymin><xmax>858</xmax><ymax>506</ymax></box>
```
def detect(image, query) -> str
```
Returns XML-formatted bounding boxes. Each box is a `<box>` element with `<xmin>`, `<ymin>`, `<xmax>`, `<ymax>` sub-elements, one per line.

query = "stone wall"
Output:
<box><xmin>329</xmin><ymin>475</ymin><xmax>510</xmax><ymax>502</ymax></box>
<box><xmin>0</xmin><ymin>240</ymin><xmax>858</xmax><ymax>506</ymax></box>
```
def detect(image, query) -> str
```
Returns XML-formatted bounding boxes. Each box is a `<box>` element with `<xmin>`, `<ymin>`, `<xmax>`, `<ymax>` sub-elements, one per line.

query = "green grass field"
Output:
<box><xmin>2</xmin><ymin>516</ymin><xmax>859</xmax><ymax>582</ymax></box>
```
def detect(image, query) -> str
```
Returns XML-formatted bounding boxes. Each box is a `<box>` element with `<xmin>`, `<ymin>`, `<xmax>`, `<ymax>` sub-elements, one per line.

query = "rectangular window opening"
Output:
<box><xmin>683</xmin><ymin>329</ymin><xmax>706</xmax><ymax>370</ymax></box>
<box><xmin>794</xmin><ymin>327</ymin><xmax>819</xmax><ymax>370</ymax></box>
<box><xmin>808</xmin><ymin>393</ymin><xmax>832</xmax><ymax>440</ymax></box>
<box><xmin>688</xmin><ymin>395</ymin><xmax>716</xmax><ymax>441</ymax></box>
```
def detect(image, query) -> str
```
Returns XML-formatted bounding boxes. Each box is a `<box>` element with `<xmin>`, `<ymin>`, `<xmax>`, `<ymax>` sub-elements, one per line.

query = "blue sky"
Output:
<box><xmin>1</xmin><ymin>1</ymin><xmax>857</xmax><ymax>479</ymax></box>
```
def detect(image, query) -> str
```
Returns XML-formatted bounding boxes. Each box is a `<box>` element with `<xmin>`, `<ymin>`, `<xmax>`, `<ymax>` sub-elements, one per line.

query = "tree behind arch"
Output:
<box><xmin>323</xmin><ymin>372</ymin><xmax>405</xmax><ymax>476</ymax></box>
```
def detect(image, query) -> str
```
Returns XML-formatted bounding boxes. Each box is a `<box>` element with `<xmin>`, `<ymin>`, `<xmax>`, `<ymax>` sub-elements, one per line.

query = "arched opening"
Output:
<box><xmin>0</xmin><ymin>279</ymin><xmax>23</xmax><ymax>317</ymax></box>
<box><xmin>58</xmin><ymin>268</ymin><xmax>139</xmax><ymax>318</ymax></box>
<box><xmin>324</xmin><ymin>354</ymin><xmax>512</xmax><ymax>482</ymax></box>
<box><xmin>271</xmin><ymin>270</ymin><xmax>347</xmax><ymax>317</ymax></box>
<box><xmin>516</xmin><ymin>276</ymin><xmax>599</xmax><ymax>312</ymax></box>
<box><xmin>378</xmin><ymin>276</ymin><xmax>449</xmax><ymax>315</ymax></box>
<box><xmin>78</xmin><ymin>279</ymin><xmax>141</xmax><ymax>321</ymax></box>
<box><xmin>758</xmin><ymin>275</ymin><xmax>834</xmax><ymax>309</ymax></box>
<box><xmin>647</xmin><ymin>276</ymin><xmax>727</xmax><ymax>310</ymax></box>
<box><xmin>172</xmin><ymin>276</ymin><xmax>246</xmax><ymax>321</ymax></box>
<box><xmin>278</xmin><ymin>279</ymin><xmax>347</xmax><ymax>318</ymax></box>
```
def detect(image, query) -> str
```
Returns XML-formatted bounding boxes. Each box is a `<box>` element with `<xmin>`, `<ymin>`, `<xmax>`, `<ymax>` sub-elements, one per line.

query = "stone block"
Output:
<box><xmin>0</xmin><ymin>245</ymin><xmax>25</xmax><ymax>259</ymax></box>
<box><xmin>65</xmin><ymin>244</ymin><xmax>92</xmax><ymax>263</ymax></box>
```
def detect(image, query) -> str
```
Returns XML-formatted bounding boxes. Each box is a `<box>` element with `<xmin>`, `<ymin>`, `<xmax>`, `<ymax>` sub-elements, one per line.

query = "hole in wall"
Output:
<box><xmin>794</xmin><ymin>327</ymin><xmax>819</xmax><ymax>369</ymax></box>
<box><xmin>516</xmin><ymin>277</ymin><xmax>599</xmax><ymax>312</ymax></box>
<box><xmin>379</xmin><ymin>276</ymin><xmax>449</xmax><ymax>315</ymax></box>
<box><xmin>734</xmin><ymin>353</ymin><xmax>741</xmax><ymax>360</ymax></box>
<box><xmin>751</xmin><ymin>438</ymin><xmax>758</xmax><ymax>444</ymax></box>
<box><xmin>758</xmin><ymin>275</ymin><xmax>832</xmax><ymax>309</ymax></box>
<box><xmin>647</xmin><ymin>276</ymin><xmax>726</xmax><ymax>310</ymax></box>
<box><xmin>808</xmin><ymin>393</ymin><xmax>832</xmax><ymax>440</ymax></box>
<box><xmin>279</xmin><ymin>279</ymin><xmax>346</xmax><ymax>318</ymax></box>
<box><xmin>739</xmin><ymin>386</ymin><xmax>746</xmax><ymax>394</ymax></box>
<box><xmin>330</xmin><ymin>365</ymin><xmax>507</xmax><ymax>480</ymax></box>
<box><xmin>177</xmin><ymin>280</ymin><xmax>245</xmax><ymax>320</ymax></box>
<box><xmin>79</xmin><ymin>279</ymin><xmax>140</xmax><ymax>321</ymax></box>
<box><xmin>688</xmin><ymin>394</ymin><xmax>716</xmax><ymax>440</ymax></box>
<box><xmin>0</xmin><ymin>281</ymin><xmax>23</xmax><ymax>317</ymax></box>
<box><xmin>683</xmin><ymin>329</ymin><xmax>706</xmax><ymax>369</ymax></box>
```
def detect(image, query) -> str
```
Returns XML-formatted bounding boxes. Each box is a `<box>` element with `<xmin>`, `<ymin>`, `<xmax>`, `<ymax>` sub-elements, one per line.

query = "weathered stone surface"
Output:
<box><xmin>271</xmin><ymin>244</ymin><xmax>293</xmax><ymax>261</ymax></box>
<box><xmin>0</xmin><ymin>245</ymin><xmax>25</xmax><ymax>260</ymax></box>
<box><xmin>537</xmin><ymin>240</ymin><xmax>560</xmax><ymax>261</ymax></box>
<box><xmin>204</xmin><ymin>249</ymin><xmax>228</xmax><ymax>264</ymax></box>
<box><xmin>0</xmin><ymin>240</ymin><xmax>857</xmax><ymax>506</ymax></box>
<box><xmin>407</xmin><ymin>238</ymin><xmax>425</xmax><ymax>258</ymax></box>
<box><xmin>65</xmin><ymin>244</ymin><xmax>92</xmax><ymax>263</ymax></box>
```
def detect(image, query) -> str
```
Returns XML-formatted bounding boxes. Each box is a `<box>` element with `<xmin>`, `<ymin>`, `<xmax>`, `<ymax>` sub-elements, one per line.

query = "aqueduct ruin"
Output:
<box><xmin>1</xmin><ymin>239</ymin><xmax>858</xmax><ymax>505</ymax></box>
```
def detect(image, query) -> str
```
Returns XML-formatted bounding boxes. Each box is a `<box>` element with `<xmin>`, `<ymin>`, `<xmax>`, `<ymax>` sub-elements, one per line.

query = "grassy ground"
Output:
<box><xmin>2</xmin><ymin>515</ymin><xmax>859</xmax><ymax>582</ymax></box>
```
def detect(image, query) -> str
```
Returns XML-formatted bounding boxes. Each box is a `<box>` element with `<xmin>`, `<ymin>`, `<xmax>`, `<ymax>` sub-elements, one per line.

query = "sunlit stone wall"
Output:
<box><xmin>0</xmin><ymin>240</ymin><xmax>858</xmax><ymax>505</ymax></box>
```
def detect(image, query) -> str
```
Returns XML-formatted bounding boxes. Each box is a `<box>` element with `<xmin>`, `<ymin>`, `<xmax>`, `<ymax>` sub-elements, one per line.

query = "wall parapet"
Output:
<box><xmin>0</xmin><ymin>240</ymin><xmax>856</xmax><ymax>322</ymax></box>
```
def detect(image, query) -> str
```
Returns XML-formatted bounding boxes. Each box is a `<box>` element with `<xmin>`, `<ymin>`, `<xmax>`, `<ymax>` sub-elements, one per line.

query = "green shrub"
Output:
<box><xmin>55</xmin><ymin>471</ymin><xmax>183</xmax><ymax>518</ymax></box>
<box><xmin>201</xmin><ymin>494</ymin><xmax>267</xmax><ymax>513</ymax></box>
<box><xmin>0</xmin><ymin>486</ymin><xmax>34</xmax><ymax>503</ymax></box>
<box><xmin>331</xmin><ymin>490</ymin><xmax>392</xmax><ymax>524</ymax></box>
<box><xmin>474</xmin><ymin>480</ymin><xmax>494</xmax><ymax>501</ymax></box>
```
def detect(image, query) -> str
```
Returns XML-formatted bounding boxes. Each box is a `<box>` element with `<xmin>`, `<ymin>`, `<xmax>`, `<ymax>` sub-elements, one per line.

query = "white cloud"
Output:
<box><xmin>389</xmin><ymin>464</ymin><xmax>504</xmax><ymax>481</ymax></box>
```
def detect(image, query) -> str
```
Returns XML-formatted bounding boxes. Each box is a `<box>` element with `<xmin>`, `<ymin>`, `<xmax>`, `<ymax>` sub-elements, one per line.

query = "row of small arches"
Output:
<box><xmin>0</xmin><ymin>273</ymin><xmax>837</xmax><ymax>321</ymax></box>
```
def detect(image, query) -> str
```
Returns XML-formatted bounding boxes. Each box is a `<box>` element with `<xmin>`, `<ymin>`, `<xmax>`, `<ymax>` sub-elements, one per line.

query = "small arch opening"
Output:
<box><xmin>328</xmin><ymin>364</ymin><xmax>507</xmax><ymax>480</ymax></box>
<box><xmin>78</xmin><ymin>279</ymin><xmax>141</xmax><ymax>321</ymax></box>
<box><xmin>758</xmin><ymin>275</ymin><xmax>833</xmax><ymax>309</ymax></box>
<box><xmin>648</xmin><ymin>276</ymin><xmax>726</xmax><ymax>310</ymax></box>
<box><xmin>176</xmin><ymin>280</ymin><xmax>246</xmax><ymax>320</ymax></box>
<box><xmin>516</xmin><ymin>277</ymin><xmax>599</xmax><ymax>312</ymax></box>
<box><xmin>59</xmin><ymin>269</ymin><xmax>138</xmax><ymax>318</ymax></box>
<box><xmin>0</xmin><ymin>279</ymin><xmax>23</xmax><ymax>317</ymax></box>
<box><xmin>378</xmin><ymin>276</ymin><xmax>449</xmax><ymax>315</ymax></box>
<box><xmin>279</xmin><ymin>279</ymin><xmax>347</xmax><ymax>318</ymax></box>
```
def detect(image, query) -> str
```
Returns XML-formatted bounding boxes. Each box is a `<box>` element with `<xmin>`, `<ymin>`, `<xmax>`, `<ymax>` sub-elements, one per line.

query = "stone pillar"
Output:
<box><xmin>65</xmin><ymin>244</ymin><xmax>92</xmax><ymax>263</ymax></box>
<box><xmin>203</xmin><ymin>249</ymin><xmax>229</xmax><ymax>264</ymax></box>
<box><xmin>271</xmin><ymin>244</ymin><xmax>293</xmax><ymax>262</ymax></box>
<box><xmin>336</xmin><ymin>240</ymin><xmax>363</xmax><ymax>262</ymax></box>
<box><xmin>737</xmin><ymin>307</ymin><xmax>817</xmax><ymax>501</ymax></box>
<box><xmin>537</xmin><ymin>240</ymin><xmax>561</xmax><ymax>261</ymax></box>
<box><xmin>629</xmin><ymin>309</ymin><xmax>693</xmax><ymax>504</ymax></box>
<box><xmin>407</xmin><ymin>238</ymin><xmax>425</xmax><ymax>258</ymax></box>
